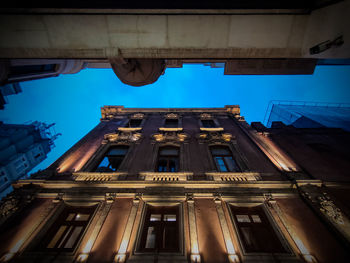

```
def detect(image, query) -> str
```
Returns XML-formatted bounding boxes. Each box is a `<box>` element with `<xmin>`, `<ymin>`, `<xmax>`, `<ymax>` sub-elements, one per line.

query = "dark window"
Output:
<box><xmin>140</xmin><ymin>205</ymin><xmax>179</xmax><ymax>252</ymax></box>
<box><xmin>9</xmin><ymin>64</ymin><xmax>56</xmax><ymax>77</ymax></box>
<box><xmin>164</xmin><ymin>119</ymin><xmax>178</xmax><ymax>128</ymax></box>
<box><xmin>211</xmin><ymin>146</ymin><xmax>240</xmax><ymax>172</ymax></box>
<box><xmin>157</xmin><ymin>147</ymin><xmax>179</xmax><ymax>172</ymax></box>
<box><xmin>230</xmin><ymin>205</ymin><xmax>286</xmax><ymax>253</ymax></box>
<box><xmin>201</xmin><ymin>119</ymin><xmax>216</xmax><ymax>128</ymax></box>
<box><xmin>94</xmin><ymin>146</ymin><xmax>128</xmax><ymax>172</ymax></box>
<box><xmin>39</xmin><ymin>206</ymin><xmax>95</xmax><ymax>252</ymax></box>
<box><xmin>125</xmin><ymin>119</ymin><xmax>142</xmax><ymax>128</ymax></box>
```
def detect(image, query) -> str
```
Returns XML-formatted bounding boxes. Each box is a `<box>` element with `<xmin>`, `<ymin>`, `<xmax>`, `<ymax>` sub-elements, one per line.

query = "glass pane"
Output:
<box><xmin>47</xmin><ymin>226</ymin><xmax>67</xmax><ymax>248</ymax></box>
<box><xmin>58</xmin><ymin>226</ymin><xmax>73</xmax><ymax>248</ymax></box>
<box><xmin>224</xmin><ymin>156</ymin><xmax>239</xmax><ymax>172</ymax></box>
<box><xmin>164</xmin><ymin>119</ymin><xmax>178</xmax><ymax>128</ymax></box>
<box><xmin>75</xmin><ymin>214</ymin><xmax>90</xmax><ymax>221</ymax></box>
<box><xmin>145</xmin><ymin>226</ymin><xmax>156</xmax><ymax>248</ymax></box>
<box><xmin>64</xmin><ymin>226</ymin><xmax>83</xmax><ymax>248</ymax></box>
<box><xmin>150</xmin><ymin>214</ymin><xmax>161</xmax><ymax>221</ymax></box>
<box><xmin>96</xmin><ymin>157</ymin><xmax>111</xmax><ymax>171</ymax></box>
<box><xmin>202</xmin><ymin>120</ymin><xmax>216</xmax><ymax>128</ymax></box>
<box><xmin>66</xmin><ymin>213</ymin><xmax>75</xmax><ymax>221</ymax></box>
<box><xmin>163</xmin><ymin>225</ymin><xmax>177</xmax><ymax>249</ymax></box>
<box><xmin>251</xmin><ymin>215</ymin><xmax>262</xmax><ymax>223</ymax></box>
<box><xmin>215</xmin><ymin>157</ymin><xmax>228</xmax><ymax>172</ymax></box>
<box><xmin>211</xmin><ymin>147</ymin><xmax>230</xmax><ymax>155</ymax></box>
<box><xmin>159</xmin><ymin>148</ymin><xmax>179</xmax><ymax>156</ymax></box>
<box><xmin>169</xmin><ymin>159</ymin><xmax>178</xmax><ymax>172</ymax></box>
<box><xmin>128</xmin><ymin>119</ymin><xmax>142</xmax><ymax>127</ymax></box>
<box><xmin>241</xmin><ymin>227</ymin><xmax>255</xmax><ymax>247</ymax></box>
<box><xmin>164</xmin><ymin>214</ymin><xmax>176</xmax><ymax>221</ymax></box>
<box><xmin>108</xmin><ymin>156</ymin><xmax>123</xmax><ymax>170</ymax></box>
<box><xmin>108</xmin><ymin>147</ymin><xmax>128</xmax><ymax>155</ymax></box>
<box><xmin>236</xmin><ymin>214</ymin><xmax>251</xmax><ymax>223</ymax></box>
<box><xmin>157</xmin><ymin>159</ymin><xmax>167</xmax><ymax>172</ymax></box>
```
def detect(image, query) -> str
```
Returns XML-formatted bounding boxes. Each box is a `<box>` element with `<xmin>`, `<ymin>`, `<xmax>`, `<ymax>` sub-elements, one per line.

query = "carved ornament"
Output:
<box><xmin>152</xmin><ymin>131</ymin><xmax>189</xmax><ymax>142</ymax></box>
<box><xmin>104</xmin><ymin>131</ymin><xmax>142</xmax><ymax>143</ymax></box>
<box><xmin>0</xmin><ymin>192</ymin><xmax>35</xmax><ymax>219</ymax></box>
<box><xmin>197</xmin><ymin>131</ymin><xmax>235</xmax><ymax>143</ymax></box>
<box><xmin>131</xmin><ymin>113</ymin><xmax>144</xmax><ymax>119</ymax></box>
<box><xmin>200</xmin><ymin>113</ymin><xmax>212</xmax><ymax>119</ymax></box>
<box><xmin>300</xmin><ymin>185</ymin><xmax>344</xmax><ymax>225</ymax></box>
<box><xmin>165</xmin><ymin>113</ymin><xmax>179</xmax><ymax>119</ymax></box>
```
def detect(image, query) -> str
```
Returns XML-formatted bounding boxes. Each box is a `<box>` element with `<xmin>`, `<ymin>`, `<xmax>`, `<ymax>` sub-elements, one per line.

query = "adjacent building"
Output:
<box><xmin>0</xmin><ymin>105</ymin><xmax>349</xmax><ymax>263</ymax></box>
<box><xmin>265</xmin><ymin>101</ymin><xmax>350</xmax><ymax>131</ymax></box>
<box><xmin>0</xmin><ymin>121</ymin><xmax>59</xmax><ymax>198</ymax></box>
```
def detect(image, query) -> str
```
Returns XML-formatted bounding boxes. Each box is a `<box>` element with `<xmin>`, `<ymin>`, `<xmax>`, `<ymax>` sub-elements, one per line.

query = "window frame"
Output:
<box><xmin>209</xmin><ymin>145</ymin><xmax>242</xmax><ymax>172</ymax></box>
<box><xmin>134</xmin><ymin>202</ymin><xmax>185</xmax><ymax>257</ymax></box>
<box><xmin>93</xmin><ymin>145</ymin><xmax>129</xmax><ymax>172</ymax></box>
<box><xmin>227</xmin><ymin>202</ymin><xmax>293</xmax><ymax>257</ymax></box>
<box><xmin>37</xmin><ymin>205</ymin><xmax>97</xmax><ymax>253</ymax></box>
<box><xmin>155</xmin><ymin>146</ymin><xmax>180</xmax><ymax>173</ymax></box>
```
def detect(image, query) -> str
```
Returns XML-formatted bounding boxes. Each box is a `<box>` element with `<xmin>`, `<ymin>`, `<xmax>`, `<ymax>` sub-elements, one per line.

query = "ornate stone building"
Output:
<box><xmin>0</xmin><ymin>105</ymin><xmax>349</xmax><ymax>263</ymax></box>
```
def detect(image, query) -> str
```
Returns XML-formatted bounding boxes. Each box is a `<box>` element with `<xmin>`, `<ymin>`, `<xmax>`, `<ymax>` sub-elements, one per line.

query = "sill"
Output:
<box><xmin>118</xmin><ymin>127</ymin><xmax>142</xmax><ymax>131</ymax></box>
<box><xmin>159</xmin><ymin>127</ymin><xmax>183</xmax><ymax>131</ymax></box>
<box><xmin>200</xmin><ymin>127</ymin><xmax>224</xmax><ymax>131</ymax></box>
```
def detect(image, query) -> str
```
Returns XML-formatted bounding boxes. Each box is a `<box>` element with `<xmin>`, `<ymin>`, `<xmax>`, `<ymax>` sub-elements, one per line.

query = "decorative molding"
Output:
<box><xmin>73</xmin><ymin>172</ymin><xmax>125</xmax><ymax>182</ymax></box>
<box><xmin>141</xmin><ymin>172</ymin><xmax>192</xmax><ymax>182</ymax></box>
<box><xmin>103</xmin><ymin>131</ymin><xmax>142</xmax><ymax>143</ymax></box>
<box><xmin>197</xmin><ymin>131</ymin><xmax>235</xmax><ymax>143</ymax></box>
<box><xmin>131</xmin><ymin>113</ymin><xmax>145</xmax><ymax>119</ymax></box>
<box><xmin>299</xmin><ymin>184</ymin><xmax>350</xmax><ymax>243</ymax></box>
<box><xmin>206</xmin><ymin>172</ymin><xmax>262</xmax><ymax>182</ymax></box>
<box><xmin>151</xmin><ymin>130</ymin><xmax>190</xmax><ymax>143</ymax></box>
<box><xmin>200</xmin><ymin>113</ymin><xmax>213</xmax><ymax>119</ymax></box>
<box><xmin>165</xmin><ymin>113</ymin><xmax>179</xmax><ymax>119</ymax></box>
<box><xmin>0</xmin><ymin>191</ymin><xmax>35</xmax><ymax>221</ymax></box>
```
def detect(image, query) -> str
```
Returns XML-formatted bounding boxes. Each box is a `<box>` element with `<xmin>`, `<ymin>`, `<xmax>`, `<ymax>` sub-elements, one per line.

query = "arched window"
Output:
<box><xmin>210</xmin><ymin>146</ymin><xmax>240</xmax><ymax>172</ymax></box>
<box><xmin>157</xmin><ymin>147</ymin><xmax>179</xmax><ymax>172</ymax></box>
<box><xmin>94</xmin><ymin>146</ymin><xmax>129</xmax><ymax>172</ymax></box>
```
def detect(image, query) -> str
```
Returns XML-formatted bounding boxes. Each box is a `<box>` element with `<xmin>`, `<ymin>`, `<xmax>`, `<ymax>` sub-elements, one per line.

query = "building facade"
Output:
<box><xmin>0</xmin><ymin>106</ymin><xmax>349</xmax><ymax>263</ymax></box>
<box><xmin>0</xmin><ymin>122</ymin><xmax>59</xmax><ymax>198</ymax></box>
<box><xmin>265</xmin><ymin>101</ymin><xmax>350</xmax><ymax>131</ymax></box>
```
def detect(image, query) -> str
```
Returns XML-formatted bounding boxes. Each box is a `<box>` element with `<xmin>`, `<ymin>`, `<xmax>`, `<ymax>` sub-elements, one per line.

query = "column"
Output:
<box><xmin>187</xmin><ymin>195</ymin><xmax>201</xmax><ymax>263</ymax></box>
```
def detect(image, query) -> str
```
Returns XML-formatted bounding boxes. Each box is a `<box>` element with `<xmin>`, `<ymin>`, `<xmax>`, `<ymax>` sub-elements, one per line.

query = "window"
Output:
<box><xmin>164</xmin><ymin>118</ymin><xmax>178</xmax><ymax>128</ymax></box>
<box><xmin>9</xmin><ymin>64</ymin><xmax>56</xmax><ymax>77</ymax></box>
<box><xmin>39</xmin><ymin>206</ymin><xmax>95</xmax><ymax>251</ymax></box>
<box><xmin>230</xmin><ymin>205</ymin><xmax>286</xmax><ymax>253</ymax></box>
<box><xmin>211</xmin><ymin>146</ymin><xmax>240</xmax><ymax>172</ymax></box>
<box><xmin>94</xmin><ymin>146</ymin><xmax>128</xmax><ymax>172</ymax></box>
<box><xmin>157</xmin><ymin>147</ymin><xmax>179</xmax><ymax>172</ymax></box>
<box><xmin>201</xmin><ymin>119</ymin><xmax>216</xmax><ymax>128</ymax></box>
<box><xmin>125</xmin><ymin>119</ymin><xmax>142</xmax><ymax>128</ymax></box>
<box><xmin>140</xmin><ymin>205</ymin><xmax>180</xmax><ymax>252</ymax></box>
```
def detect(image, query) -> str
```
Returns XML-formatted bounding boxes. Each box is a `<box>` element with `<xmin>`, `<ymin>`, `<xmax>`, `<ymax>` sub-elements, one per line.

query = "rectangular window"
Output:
<box><xmin>126</xmin><ymin>119</ymin><xmax>142</xmax><ymax>128</ymax></box>
<box><xmin>201</xmin><ymin>119</ymin><xmax>216</xmax><ymax>128</ymax></box>
<box><xmin>157</xmin><ymin>147</ymin><xmax>179</xmax><ymax>172</ymax></box>
<box><xmin>230</xmin><ymin>205</ymin><xmax>286</xmax><ymax>253</ymax></box>
<box><xmin>40</xmin><ymin>206</ymin><xmax>95</xmax><ymax>252</ymax></box>
<box><xmin>164</xmin><ymin>119</ymin><xmax>178</xmax><ymax>128</ymax></box>
<box><xmin>94</xmin><ymin>146</ymin><xmax>128</xmax><ymax>172</ymax></box>
<box><xmin>140</xmin><ymin>205</ymin><xmax>180</xmax><ymax>252</ymax></box>
<box><xmin>211</xmin><ymin>147</ymin><xmax>240</xmax><ymax>172</ymax></box>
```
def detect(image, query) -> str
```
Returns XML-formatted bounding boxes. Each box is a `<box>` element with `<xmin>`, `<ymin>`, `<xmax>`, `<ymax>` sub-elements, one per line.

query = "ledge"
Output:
<box><xmin>159</xmin><ymin>127</ymin><xmax>183</xmax><ymax>132</ymax></box>
<box><xmin>72</xmin><ymin>172</ymin><xmax>127</xmax><ymax>182</ymax></box>
<box><xmin>118</xmin><ymin>127</ymin><xmax>142</xmax><ymax>132</ymax></box>
<box><xmin>200</xmin><ymin>127</ymin><xmax>224</xmax><ymax>132</ymax></box>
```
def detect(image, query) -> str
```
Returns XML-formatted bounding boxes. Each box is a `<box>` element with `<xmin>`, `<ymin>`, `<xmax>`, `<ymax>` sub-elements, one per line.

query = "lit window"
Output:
<box><xmin>211</xmin><ymin>146</ymin><xmax>240</xmax><ymax>172</ymax></box>
<box><xmin>140</xmin><ymin>205</ymin><xmax>179</xmax><ymax>252</ymax></box>
<box><xmin>125</xmin><ymin>119</ymin><xmax>142</xmax><ymax>128</ymax></box>
<box><xmin>201</xmin><ymin>119</ymin><xmax>216</xmax><ymax>128</ymax></box>
<box><xmin>164</xmin><ymin>119</ymin><xmax>178</xmax><ymax>128</ymax></box>
<box><xmin>157</xmin><ymin>147</ymin><xmax>179</xmax><ymax>172</ymax></box>
<box><xmin>231</xmin><ymin>205</ymin><xmax>287</xmax><ymax>253</ymax></box>
<box><xmin>94</xmin><ymin>146</ymin><xmax>128</xmax><ymax>172</ymax></box>
<box><xmin>40</xmin><ymin>206</ymin><xmax>95</xmax><ymax>251</ymax></box>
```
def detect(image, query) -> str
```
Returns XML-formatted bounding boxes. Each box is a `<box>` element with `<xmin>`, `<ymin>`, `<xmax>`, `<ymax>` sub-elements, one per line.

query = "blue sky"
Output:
<box><xmin>1</xmin><ymin>65</ymin><xmax>350</xmax><ymax>173</ymax></box>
